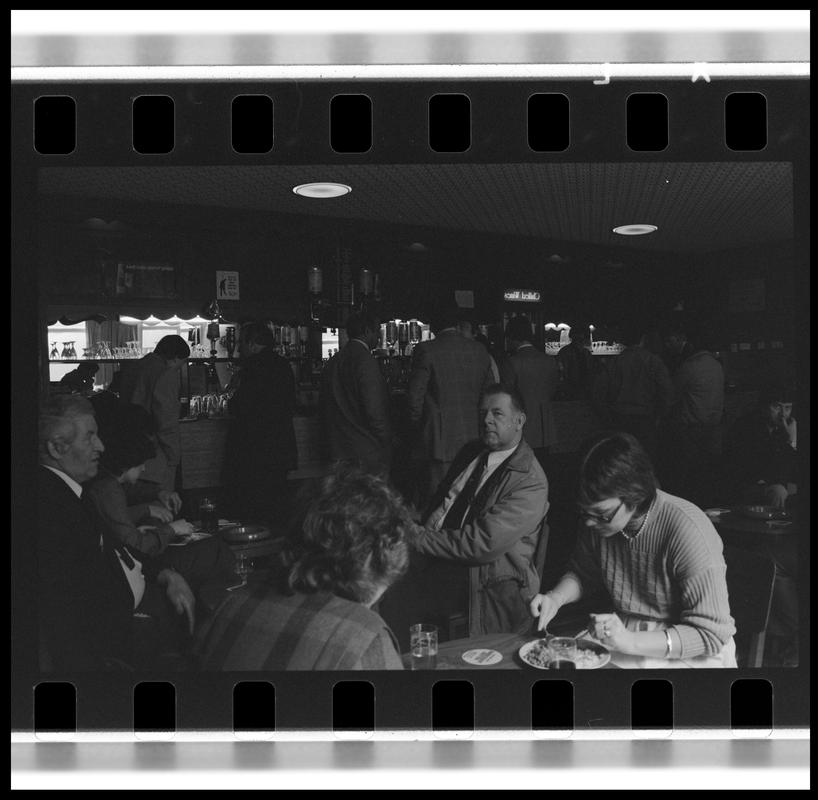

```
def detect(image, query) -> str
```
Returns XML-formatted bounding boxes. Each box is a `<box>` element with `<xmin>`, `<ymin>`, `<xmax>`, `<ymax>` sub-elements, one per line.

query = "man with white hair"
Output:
<box><xmin>38</xmin><ymin>394</ymin><xmax>195</xmax><ymax>670</ymax></box>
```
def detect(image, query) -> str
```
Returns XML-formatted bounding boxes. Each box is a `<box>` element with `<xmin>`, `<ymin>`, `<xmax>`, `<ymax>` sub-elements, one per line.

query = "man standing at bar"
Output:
<box><xmin>408</xmin><ymin>384</ymin><xmax>549</xmax><ymax>637</ymax></box>
<box><xmin>223</xmin><ymin>321</ymin><xmax>297</xmax><ymax>525</ymax></box>
<box><xmin>594</xmin><ymin>321</ymin><xmax>673</xmax><ymax>464</ymax></box>
<box><xmin>661</xmin><ymin>323</ymin><xmax>725</xmax><ymax>508</ymax></box>
<box><xmin>321</xmin><ymin>311</ymin><xmax>392</xmax><ymax>476</ymax></box>
<box><xmin>499</xmin><ymin>314</ymin><xmax>560</xmax><ymax>471</ymax></box>
<box><xmin>407</xmin><ymin>302</ymin><xmax>494</xmax><ymax>504</ymax></box>
<box><xmin>119</xmin><ymin>334</ymin><xmax>190</xmax><ymax>492</ymax></box>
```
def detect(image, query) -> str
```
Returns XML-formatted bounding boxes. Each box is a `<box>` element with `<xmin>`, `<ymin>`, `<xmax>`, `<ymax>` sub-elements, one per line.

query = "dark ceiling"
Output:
<box><xmin>39</xmin><ymin>161</ymin><xmax>793</xmax><ymax>253</ymax></box>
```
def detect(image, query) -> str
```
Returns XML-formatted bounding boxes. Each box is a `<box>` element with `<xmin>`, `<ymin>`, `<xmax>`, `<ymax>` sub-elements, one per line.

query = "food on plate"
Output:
<box><xmin>518</xmin><ymin>638</ymin><xmax>610</xmax><ymax>670</ymax></box>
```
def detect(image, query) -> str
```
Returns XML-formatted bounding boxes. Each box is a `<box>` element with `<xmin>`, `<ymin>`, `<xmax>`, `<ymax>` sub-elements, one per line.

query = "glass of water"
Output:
<box><xmin>409</xmin><ymin>623</ymin><xmax>438</xmax><ymax>670</ymax></box>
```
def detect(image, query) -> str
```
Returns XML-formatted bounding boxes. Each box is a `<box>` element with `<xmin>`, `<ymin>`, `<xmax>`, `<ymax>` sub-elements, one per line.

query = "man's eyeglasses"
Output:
<box><xmin>577</xmin><ymin>500</ymin><xmax>624</xmax><ymax>524</ymax></box>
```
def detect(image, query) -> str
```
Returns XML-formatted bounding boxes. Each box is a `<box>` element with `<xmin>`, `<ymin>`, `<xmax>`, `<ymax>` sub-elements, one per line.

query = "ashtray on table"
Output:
<box><xmin>734</xmin><ymin>505</ymin><xmax>789</xmax><ymax>521</ymax></box>
<box><xmin>220</xmin><ymin>524</ymin><xmax>272</xmax><ymax>544</ymax></box>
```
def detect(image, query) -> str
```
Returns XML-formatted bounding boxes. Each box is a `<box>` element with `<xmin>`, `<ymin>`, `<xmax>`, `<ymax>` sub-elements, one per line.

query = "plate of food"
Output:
<box><xmin>518</xmin><ymin>637</ymin><xmax>610</xmax><ymax>670</ymax></box>
<box><xmin>734</xmin><ymin>505</ymin><xmax>789</xmax><ymax>521</ymax></box>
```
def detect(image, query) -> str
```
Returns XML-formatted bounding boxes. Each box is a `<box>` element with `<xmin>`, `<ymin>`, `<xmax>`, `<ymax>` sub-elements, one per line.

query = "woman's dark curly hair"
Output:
<box><xmin>577</xmin><ymin>431</ymin><xmax>658</xmax><ymax>514</ymax></box>
<box><xmin>282</xmin><ymin>466</ymin><xmax>412</xmax><ymax>605</ymax></box>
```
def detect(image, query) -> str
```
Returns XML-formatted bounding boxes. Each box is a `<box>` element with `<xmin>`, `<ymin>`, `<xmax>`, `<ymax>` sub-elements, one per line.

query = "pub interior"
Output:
<box><xmin>35</xmin><ymin>161</ymin><xmax>803</xmax><ymax>671</ymax></box>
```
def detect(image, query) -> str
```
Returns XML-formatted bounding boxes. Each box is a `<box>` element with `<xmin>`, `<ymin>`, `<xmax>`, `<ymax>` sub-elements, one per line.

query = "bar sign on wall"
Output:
<box><xmin>504</xmin><ymin>289</ymin><xmax>541</xmax><ymax>302</ymax></box>
<box><xmin>216</xmin><ymin>271</ymin><xmax>240</xmax><ymax>300</ymax></box>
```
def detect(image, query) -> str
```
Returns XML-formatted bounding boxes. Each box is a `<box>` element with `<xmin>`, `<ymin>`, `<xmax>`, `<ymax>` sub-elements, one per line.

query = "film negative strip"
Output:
<box><xmin>11</xmin><ymin>51</ymin><xmax>809</xmax><ymax>747</ymax></box>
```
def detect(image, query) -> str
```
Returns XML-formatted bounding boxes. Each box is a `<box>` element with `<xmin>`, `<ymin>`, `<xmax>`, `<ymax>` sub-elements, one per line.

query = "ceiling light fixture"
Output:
<box><xmin>612</xmin><ymin>224</ymin><xmax>658</xmax><ymax>236</ymax></box>
<box><xmin>293</xmin><ymin>182</ymin><xmax>352</xmax><ymax>198</ymax></box>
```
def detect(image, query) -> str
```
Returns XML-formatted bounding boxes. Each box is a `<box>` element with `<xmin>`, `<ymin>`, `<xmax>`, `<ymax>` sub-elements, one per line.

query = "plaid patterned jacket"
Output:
<box><xmin>407</xmin><ymin>330</ymin><xmax>494</xmax><ymax>462</ymax></box>
<box><xmin>195</xmin><ymin>585</ymin><xmax>404</xmax><ymax>670</ymax></box>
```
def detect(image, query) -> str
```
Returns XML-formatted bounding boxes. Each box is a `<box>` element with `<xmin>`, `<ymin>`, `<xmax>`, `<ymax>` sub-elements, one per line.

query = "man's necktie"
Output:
<box><xmin>441</xmin><ymin>450</ymin><xmax>490</xmax><ymax>530</ymax></box>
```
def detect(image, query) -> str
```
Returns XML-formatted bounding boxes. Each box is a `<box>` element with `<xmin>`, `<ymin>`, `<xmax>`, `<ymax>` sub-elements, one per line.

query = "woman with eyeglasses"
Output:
<box><xmin>530</xmin><ymin>431</ymin><xmax>737</xmax><ymax>667</ymax></box>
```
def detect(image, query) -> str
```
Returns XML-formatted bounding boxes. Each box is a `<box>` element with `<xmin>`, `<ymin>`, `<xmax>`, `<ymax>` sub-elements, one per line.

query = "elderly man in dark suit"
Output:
<box><xmin>407</xmin><ymin>304</ymin><xmax>494</xmax><ymax>504</ymax></box>
<box><xmin>499</xmin><ymin>314</ymin><xmax>560</xmax><ymax>470</ymax></box>
<box><xmin>321</xmin><ymin>311</ymin><xmax>392</xmax><ymax>475</ymax></box>
<box><xmin>38</xmin><ymin>394</ymin><xmax>195</xmax><ymax>671</ymax></box>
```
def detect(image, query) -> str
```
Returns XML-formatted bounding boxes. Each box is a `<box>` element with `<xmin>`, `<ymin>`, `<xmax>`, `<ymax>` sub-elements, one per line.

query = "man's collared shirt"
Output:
<box><xmin>431</xmin><ymin>443</ymin><xmax>519</xmax><ymax>531</ymax></box>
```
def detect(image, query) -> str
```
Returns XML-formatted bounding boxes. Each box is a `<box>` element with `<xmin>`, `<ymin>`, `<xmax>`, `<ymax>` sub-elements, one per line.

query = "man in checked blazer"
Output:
<box><xmin>407</xmin><ymin>302</ymin><xmax>495</xmax><ymax>504</ymax></box>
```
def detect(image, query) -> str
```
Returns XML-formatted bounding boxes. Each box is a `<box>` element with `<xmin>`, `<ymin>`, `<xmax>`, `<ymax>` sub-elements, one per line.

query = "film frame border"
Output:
<box><xmin>11</xmin><ymin>73</ymin><xmax>809</xmax><ymax>738</ymax></box>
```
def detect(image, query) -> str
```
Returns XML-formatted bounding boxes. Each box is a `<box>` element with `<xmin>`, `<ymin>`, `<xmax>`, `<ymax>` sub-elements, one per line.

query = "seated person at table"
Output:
<box><xmin>721</xmin><ymin>382</ymin><xmax>799</xmax><ymax>665</ymax></box>
<box><xmin>85</xmin><ymin>427</ymin><xmax>236</xmax><ymax>591</ymax></box>
<box><xmin>408</xmin><ymin>384</ymin><xmax>549</xmax><ymax>638</ymax></box>
<box><xmin>722</xmin><ymin>382</ymin><xmax>798</xmax><ymax>510</ymax></box>
<box><xmin>530</xmin><ymin>431</ymin><xmax>737</xmax><ymax>668</ymax></box>
<box><xmin>194</xmin><ymin>467</ymin><xmax>411</xmax><ymax>670</ymax></box>
<box><xmin>90</xmin><ymin>391</ymin><xmax>184</xmax><ymax>526</ymax></box>
<box><xmin>85</xmin><ymin>429</ymin><xmax>194</xmax><ymax>556</ymax></box>
<box><xmin>38</xmin><ymin>394</ymin><xmax>196</xmax><ymax>670</ymax></box>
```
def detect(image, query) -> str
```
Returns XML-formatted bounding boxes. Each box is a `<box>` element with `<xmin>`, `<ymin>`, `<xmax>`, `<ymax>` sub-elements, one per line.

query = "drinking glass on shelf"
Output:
<box><xmin>385</xmin><ymin>321</ymin><xmax>398</xmax><ymax>355</ymax></box>
<box><xmin>60</xmin><ymin>342</ymin><xmax>71</xmax><ymax>359</ymax></box>
<box><xmin>50</xmin><ymin>342</ymin><xmax>59</xmax><ymax>360</ymax></box>
<box><xmin>234</xmin><ymin>554</ymin><xmax>254</xmax><ymax>587</ymax></box>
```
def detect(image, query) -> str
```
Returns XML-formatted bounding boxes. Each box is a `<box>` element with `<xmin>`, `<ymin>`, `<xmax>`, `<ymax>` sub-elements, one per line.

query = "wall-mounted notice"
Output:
<box><xmin>216</xmin><ymin>270</ymin><xmax>240</xmax><ymax>300</ymax></box>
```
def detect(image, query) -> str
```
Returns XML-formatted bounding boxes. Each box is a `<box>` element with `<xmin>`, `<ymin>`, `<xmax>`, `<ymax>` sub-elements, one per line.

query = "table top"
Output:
<box><xmin>708</xmin><ymin>508</ymin><xmax>796</xmax><ymax>536</ymax></box>
<box><xmin>402</xmin><ymin>630</ymin><xmax>620</xmax><ymax>671</ymax></box>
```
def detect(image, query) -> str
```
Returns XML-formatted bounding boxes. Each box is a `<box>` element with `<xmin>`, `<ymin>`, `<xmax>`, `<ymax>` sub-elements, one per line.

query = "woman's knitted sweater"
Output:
<box><xmin>565</xmin><ymin>490</ymin><xmax>736</xmax><ymax>658</ymax></box>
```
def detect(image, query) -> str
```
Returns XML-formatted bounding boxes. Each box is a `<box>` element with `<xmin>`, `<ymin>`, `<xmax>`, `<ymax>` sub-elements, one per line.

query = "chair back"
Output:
<box><xmin>723</xmin><ymin>544</ymin><xmax>775</xmax><ymax>667</ymax></box>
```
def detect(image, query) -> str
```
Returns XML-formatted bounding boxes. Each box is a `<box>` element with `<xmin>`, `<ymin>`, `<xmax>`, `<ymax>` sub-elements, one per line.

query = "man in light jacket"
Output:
<box><xmin>410</xmin><ymin>384</ymin><xmax>549</xmax><ymax>637</ymax></box>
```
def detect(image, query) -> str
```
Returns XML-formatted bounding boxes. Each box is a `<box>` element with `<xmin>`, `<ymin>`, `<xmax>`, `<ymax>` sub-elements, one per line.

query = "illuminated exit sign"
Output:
<box><xmin>503</xmin><ymin>289</ymin><xmax>541</xmax><ymax>302</ymax></box>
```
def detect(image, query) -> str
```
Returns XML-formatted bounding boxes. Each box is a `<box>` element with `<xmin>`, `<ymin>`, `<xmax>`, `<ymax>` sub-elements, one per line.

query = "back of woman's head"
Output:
<box><xmin>577</xmin><ymin>431</ymin><xmax>657</xmax><ymax>512</ymax></box>
<box><xmin>284</xmin><ymin>466</ymin><xmax>412</xmax><ymax>604</ymax></box>
<box><xmin>100</xmin><ymin>429</ymin><xmax>156</xmax><ymax>476</ymax></box>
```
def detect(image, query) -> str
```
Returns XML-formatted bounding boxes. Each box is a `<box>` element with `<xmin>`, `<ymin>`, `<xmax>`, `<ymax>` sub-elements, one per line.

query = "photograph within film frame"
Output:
<box><xmin>11</xmin><ymin>73</ymin><xmax>808</xmax><ymax>737</ymax></box>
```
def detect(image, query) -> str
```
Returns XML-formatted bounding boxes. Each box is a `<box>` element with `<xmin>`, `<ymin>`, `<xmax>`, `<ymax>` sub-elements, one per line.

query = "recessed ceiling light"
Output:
<box><xmin>293</xmin><ymin>182</ymin><xmax>351</xmax><ymax>198</ymax></box>
<box><xmin>612</xmin><ymin>224</ymin><xmax>658</xmax><ymax>236</ymax></box>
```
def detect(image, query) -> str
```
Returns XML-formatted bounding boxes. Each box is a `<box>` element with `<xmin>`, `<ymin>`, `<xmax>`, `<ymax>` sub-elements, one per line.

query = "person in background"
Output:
<box><xmin>406</xmin><ymin>384</ymin><xmax>549</xmax><ymax>638</ymax></box>
<box><xmin>458</xmin><ymin>316</ymin><xmax>500</xmax><ymax>381</ymax></box>
<box><xmin>723</xmin><ymin>382</ymin><xmax>797</xmax><ymax>509</ymax></box>
<box><xmin>320</xmin><ymin>311</ymin><xmax>392</xmax><ymax>476</ymax></box>
<box><xmin>499</xmin><ymin>315</ymin><xmax>560</xmax><ymax>470</ymax></box>
<box><xmin>89</xmin><ymin>392</ymin><xmax>183</xmax><ymax>525</ymax></box>
<box><xmin>38</xmin><ymin>394</ymin><xmax>196</xmax><ymax>671</ymax></box>
<box><xmin>119</xmin><ymin>334</ymin><xmax>191</xmax><ymax>492</ymax></box>
<box><xmin>659</xmin><ymin>321</ymin><xmax>725</xmax><ymax>507</ymax></box>
<box><xmin>195</xmin><ymin>467</ymin><xmax>411</xmax><ymax>670</ymax></box>
<box><xmin>592</xmin><ymin>321</ymin><xmax>673</xmax><ymax>463</ymax></box>
<box><xmin>662</xmin><ymin>319</ymin><xmax>696</xmax><ymax>375</ymax></box>
<box><xmin>722</xmin><ymin>382</ymin><xmax>799</xmax><ymax>666</ymax></box>
<box><xmin>223</xmin><ymin>321</ymin><xmax>297</xmax><ymax>525</ymax></box>
<box><xmin>407</xmin><ymin>301</ymin><xmax>494</xmax><ymax>505</ymax></box>
<box><xmin>85</xmin><ymin>428</ymin><xmax>194</xmax><ymax>557</ymax></box>
<box><xmin>556</xmin><ymin>325</ymin><xmax>592</xmax><ymax>401</ymax></box>
<box><xmin>59</xmin><ymin>362</ymin><xmax>99</xmax><ymax>395</ymax></box>
<box><xmin>530</xmin><ymin>431</ymin><xmax>737</xmax><ymax>668</ymax></box>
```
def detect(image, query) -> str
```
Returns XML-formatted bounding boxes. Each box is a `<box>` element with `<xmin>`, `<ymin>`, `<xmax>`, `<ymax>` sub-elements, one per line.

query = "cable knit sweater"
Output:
<box><xmin>565</xmin><ymin>490</ymin><xmax>736</xmax><ymax>659</ymax></box>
